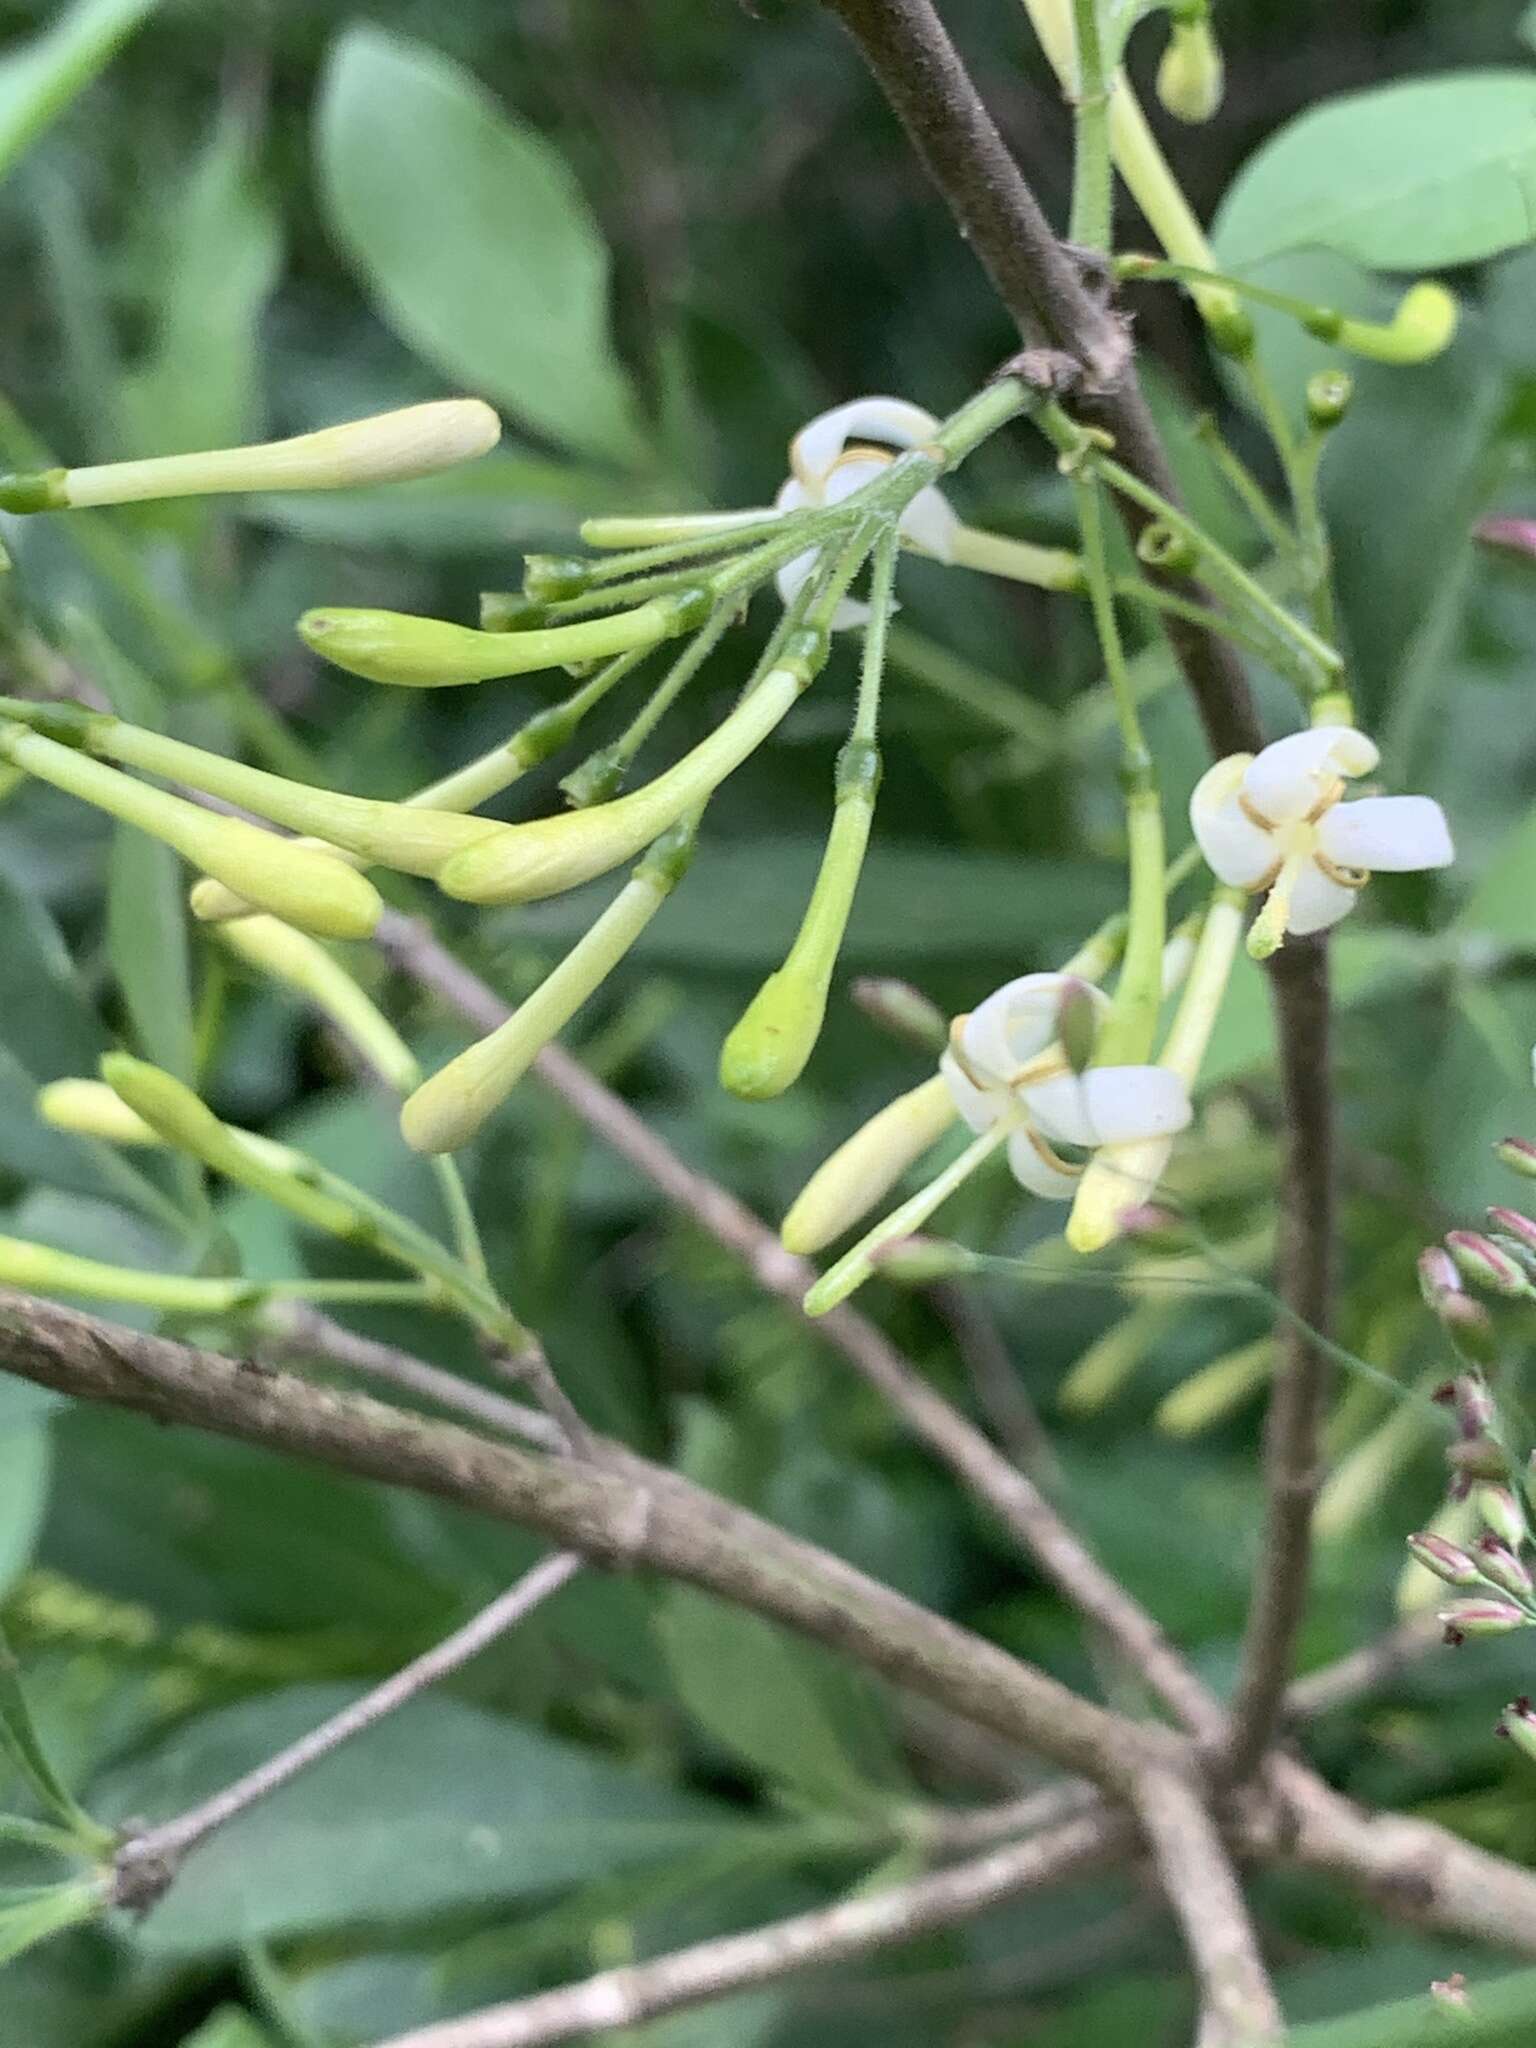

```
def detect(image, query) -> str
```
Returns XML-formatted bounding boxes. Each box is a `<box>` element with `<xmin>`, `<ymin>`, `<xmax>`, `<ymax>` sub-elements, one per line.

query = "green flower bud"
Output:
<box><xmin>439</xmin><ymin>654</ymin><xmax>822</xmax><ymax>906</ymax></box>
<box><xmin>36</xmin><ymin>1078</ymin><xmax>160</xmax><ymax>1147</ymax></box>
<box><xmin>401</xmin><ymin>847</ymin><xmax>686</xmax><ymax>1154</ymax></box>
<box><xmin>1440</xmin><ymin>1597</ymin><xmax>1528</xmax><ymax>1642</ymax></box>
<box><xmin>16</xmin><ymin>401</ymin><xmax>500</xmax><ymax>512</ymax></box>
<box><xmin>521</xmin><ymin>555</ymin><xmax>591</xmax><ymax>603</ymax></box>
<box><xmin>479</xmin><ymin>591</ymin><xmax>549</xmax><ymax>632</ymax></box>
<box><xmin>1156</xmin><ymin>18</ymin><xmax>1224</xmax><ymax>124</ymax></box>
<box><xmin>101</xmin><ymin>1054</ymin><xmax>360</xmax><ymax>1239</ymax></box>
<box><xmin>0</xmin><ymin>724</ymin><xmax>381</xmax><ymax>939</ymax></box>
<box><xmin>1475</xmin><ymin>1536</ymin><xmax>1533</xmax><ymax>1601</ymax></box>
<box><xmin>298</xmin><ymin>588</ymin><xmax>703</xmax><ymax>689</ymax></box>
<box><xmin>1498</xmin><ymin>1696</ymin><xmax>1536</xmax><ymax>1765</ymax></box>
<box><xmin>1404</xmin><ymin>1532</ymin><xmax>1482</xmax><ymax>1589</ymax></box>
<box><xmin>1497</xmin><ymin>1136</ymin><xmax>1536</xmax><ymax>1179</ymax></box>
<box><xmin>0</xmin><ymin>1231</ymin><xmax>253</xmax><ymax>1313</ymax></box>
<box><xmin>88</xmin><ymin>720</ymin><xmax>501</xmax><ymax>879</ymax></box>
<box><xmin>1447</xmin><ymin>1230</ymin><xmax>1531</xmax><ymax>1300</ymax></box>
<box><xmin>780</xmin><ymin>1074</ymin><xmax>957</xmax><ymax>1257</ymax></box>
<box><xmin>214</xmin><ymin>917</ymin><xmax>419</xmax><ymax>1093</ymax></box>
<box><xmin>1305</xmin><ymin>371</ymin><xmax>1354</xmax><ymax>431</ymax></box>
<box><xmin>849</xmin><ymin>978</ymin><xmax>948</xmax><ymax>1054</ymax></box>
<box><xmin>1476</xmin><ymin>1483</ymin><xmax>1528</xmax><ymax>1551</ymax></box>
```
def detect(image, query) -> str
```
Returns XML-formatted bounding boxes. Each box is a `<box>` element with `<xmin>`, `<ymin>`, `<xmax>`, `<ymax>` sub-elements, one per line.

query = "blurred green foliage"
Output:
<box><xmin>6</xmin><ymin>0</ymin><xmax>1536</xmax><ymax>2041</ymax></box>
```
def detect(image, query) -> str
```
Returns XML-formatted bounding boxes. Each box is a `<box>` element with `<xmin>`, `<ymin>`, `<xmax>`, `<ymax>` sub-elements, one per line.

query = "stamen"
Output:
<box><xmin>1237</xmin><ymin>789</ymin><xmax>1278</xmax><ymax>833</ymax></box>
<box><xmin>1314</xmin><ymin>852</ymin><xmax>1369</xmax><ymax>890</ymax></box>
<box><xmin>1302</xmin><ymin>775</ymin><xmax>1346</xmax><ymax>825</ymax></box>
<box><xmin>1247</xmin><ymin>846</ymin><xmax>1309</xmax><ymax>959</ymax></box>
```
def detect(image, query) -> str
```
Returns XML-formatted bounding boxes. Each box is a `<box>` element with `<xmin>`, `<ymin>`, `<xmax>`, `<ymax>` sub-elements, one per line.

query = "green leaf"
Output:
<box><xmin>179</xmin><ymin>2008</ymin><xmax>279</xmax><ymax>2048</ymax></box>
<box><xmin>107</xmin><ymin>828</ymin><xmax>196</xmax><ymax>1084</ymax></box>
<box><xmin>1214</xmin><ymin>72</ymin><xmax>1536</xmax><ymax>271</ymax></box>
<box><xmin>94</xmin><ymin>1686</ymin><xmax>747</xmax><ymax>1954</ymax></box>
<box><xmin>0</xmin><ymin>1624</ymin><xmax>106</xmax><ymax>1847</ymax></box>
<box><xmin>1456</xmin><ymin>805</ymin><xmax>1536</xmax><ymax>946</ymax></box>
<box><xmin>0</xmin><ymin>1879</ymin><xmax>105</xmax><ymax>1968</ymax></box>
<box><xmin>1290</xmin><ymin>1965</ymin><xmax>1536</xmax><ymax>2046</ymax></box>
<box><xmin>117</xmin><ymin>109</ymin><xmax>282</xmax><ymax>460</ymax></box>
<box><xmin>316</xmin><ymin>26</ymin><xmax>647</xmax><ymax>466</ymax></box>
<box><xmin>0</xmin><ymin>1429</ymin><xmax>51</xmax><ymax>1604</ymax></box>
<box><xmin>0</xmin><ymin>0</ymin><xmax>159</xmax><ymax>184</ymax></box>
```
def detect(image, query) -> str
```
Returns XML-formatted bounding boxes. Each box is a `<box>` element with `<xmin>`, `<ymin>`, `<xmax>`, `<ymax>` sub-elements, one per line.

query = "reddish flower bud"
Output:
<box><xmin>1447</xmin><ymin>1436</ymin><xmax>1510</xmax><ymax>1483</ymax></box>
<box><xmin>1418</xmin><ymin>1245</ymin><xmax>1464</xmax><ymax>1306</ymax></box>
<box><xmin>1446</xmin><ymin>1231</ymin><xmax>1531</xmax><ymax>1299</ymax></box>
<box><xmin>1498</xmin><ymin>1696</ymin><xmax>1536</xmax><ymax>1765</ymax></box>
<box><xmin>1439</xmin><ymin>1598</ymin><xmax>1528</xmax><ymax>1642</ymax></box>
<box><xmin>1405</xmin><ymin>1532</ymin><xmax>1482</xmax><ymax>1587</ymax></box>
<box><xmin>1489</xmin><ymin>1207</ymin><xmax>1536</xmax><ymax>1253</ymax></box>
<box><xmin>1476</xmin><ymin>1536</ymin><xmax>1534</xmax><ymax>1600</ymax></box>
<box><xmin>1476</xmin><ymin>1483</ymin><xmax>1528</xmax><ymax>1550</ymax></box>
<box><xmin>1496</xmin><ymin>1136</ymin><xmax>1536</xmax><ymax>1179</ymax></box>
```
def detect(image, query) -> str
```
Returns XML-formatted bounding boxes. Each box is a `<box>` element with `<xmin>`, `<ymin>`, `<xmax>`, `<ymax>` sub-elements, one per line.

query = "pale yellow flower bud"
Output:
<box><xmin>36</xmin><ymin>1078</ymin><xmax>160</xmax><ymax>1147</ymax></box>
<box><xmin>780</xmin><ymin>1074</ymin><xmax>957</xmax><ymax>1256</ymax></box>
<box><xmin>214</xmin><ymin>917</ymin><xmax>419</xmax><ymax>1093</ymax></box>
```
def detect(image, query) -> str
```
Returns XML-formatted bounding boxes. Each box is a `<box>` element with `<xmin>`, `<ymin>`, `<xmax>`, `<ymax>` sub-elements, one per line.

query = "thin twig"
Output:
<box><xmin>364</xmin><ymin>1811</ymin><xmax>1131</xmax><ymax>2048</ymax></box>
<box><xmin>926</xmin><ymin>1281</ymin><xmax>1061</xmax><ymax>1485</ymax></box>
<box><xmin>1223</xmin><ymin>941</ymin><xmax>1334</xmax><ymax>1779</ymax></box>
<box><xmin>1282</xmin><ymin>1613</ymin><xmax>1443</xmax><ymax>1723</ymax></box>
<box><xmin>0</xmin><ymin>1288</ymin><xmax>1160</xmax><ymax>1789</ymax></box>
<box><xmin>1133</xmin><ymin>1766</ymin><xmax>1283</xmax><ymax>2047</ymax></box>
<box><xmin>112</xmin><ymin>1552</ymin><xmax>584</xmax><ymax>1911</ymax></box>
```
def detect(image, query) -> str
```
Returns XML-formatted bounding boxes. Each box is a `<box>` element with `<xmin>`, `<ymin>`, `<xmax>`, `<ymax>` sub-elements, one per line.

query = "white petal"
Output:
<box><xmin>1006</xmin><ymin>1126</ymin><xmax>1081</xmax><ymax>1200</ymax></box>
<box><xmin>960</xmin><ymin>974</ymin><xmax>1107</xmax><ymax>1087</ymax></box>
<box><xmin>898</xmin><ymin>484</ymin><xmax>960</xmax><ymax>563</ymax></box>
<box><xmin>1190</xmin><ymin>755</ymin><xmax>1275</xmax><ymax>887</ymax></box>
<box><xmin>1317</xmin><ymin>794</ymin><xmax>1455</xmax><ymax>873</ymax></box>
<box><xmin>1241</xmin><ymin>726</ymin><xmax>1378</xmax><ymax>825</ymax></box>
<box><xmin>774</xmin><ymin>522</ymin><xmax>872</xmax><ymax>633</ymax></box>
<box><xmin>1284</xmin><ymin>860</ymin><xmax>1360</xmax><ymax>936</ymax></box>
<box><xmin>820</xmin><ymin>453</ymin><xmax>895</xmax><ymax>505</ymax></box>
<box><xmin>1025</xmin><ymin>1066</ymin><xmax>1192</xmax><ymax>1148</ymax></box>
<box><xmin>775</xmin><ymin>476</ymin><xmax>813</xmax><ymax>513</ymax></box>
<box><xmin>939</xmin><ymin>1048</ymin><xmax>1002</xmax><ymax>1134</ymax></box>
<box><xmin>789</xmin><ymin>397</ymin><xmax>941</xmax><ymax>487</ymax></box>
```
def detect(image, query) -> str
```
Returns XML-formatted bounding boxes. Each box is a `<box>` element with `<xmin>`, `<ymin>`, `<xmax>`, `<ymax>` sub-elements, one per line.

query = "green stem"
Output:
<box><xmin>1069</xmin><ymin>0</ymin><xmax>1113</xmax><ymax>250</ymax></box>
<box><xmin>1191</xmin><ymin>416</ymin><xmax>1295</xmax><ymax>558</ymax></box>
<box><xmin>430</xmin><ymin>1155</ymin><xmax>488</xmax><ymax>1282</ymax></box>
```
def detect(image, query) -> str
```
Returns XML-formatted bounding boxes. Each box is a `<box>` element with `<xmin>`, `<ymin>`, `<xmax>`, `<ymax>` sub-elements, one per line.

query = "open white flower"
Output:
<box><xmin>939</xmin><ymin>973</ymin><xmax>1192</xmax><ymax>1198</ymax></box>
<box><xmin>775</xmin><ymin>396</ymin><xmax>958</xmax><ymax>628</ymax></box>
<box><xmin>1190</xmin><ymin>726</ymin><xmax>1454</xmax><ymax>956</ymax></box>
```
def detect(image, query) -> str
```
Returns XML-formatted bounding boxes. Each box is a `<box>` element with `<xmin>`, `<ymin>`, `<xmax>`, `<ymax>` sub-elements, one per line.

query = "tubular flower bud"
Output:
<box><xmin>1476</xmin><ymin>1483</ymin><xmax>1528</xmax><ymax>1551</ymax></box>
<box><xmin>0</xmin><ymin>724</ymin><xmax>381</xmax><ymax>939</ymax></box>
<box><xmin>439</xmin><ymin>643</ymin><xmax>826</xmax><ymax>905</ymax></box>
<box><xmin>72</xmin><ymin>717</ymin><xmax>501</xmax><ymax>879</ymax></box>
<box><xmin>1191</xmin><ymin>727</ymin><xmax>1453</xmax><ymax>957</ymax></box>
<box><xmin>1418</xmin><ymin>1244</ymin><xmax>1464</xmax><ymax>1308</ymax></box>
<box><xmin>1440</xmin><ymin>1598</ymin><xmax>1529</xmax><ymax>1643</ymax></box>
<box><xmin>1476</xmin><ymin>1537</ymin><xmax>1533</xmax><ymax>1600</ymax></box>
<box><xmin>0</xmin><ymin>401</ymin><xmax>501</xmax><ymax>514</ymax></box>
<box><xmin>101</xmin><ymin>1054</ymin><xmax>360</xmax><ymax>1240</ymax></box>
<box><xmin>214</xmin><ymin>917</ymin><xmax>419</xmax><ymax>1093</ymax></box>
<box><xmin>850</xmin><ymin>978</ymin><xmax>949</xmax><ymax>1054</ymax></box>
<box><xmin>1329</xmin><ymin>283</ymin><xmax>1458</xmax><ymax>367</ymax></box>
<box><xmin>1446</xmin><ymin>1230</ymin><xmax>1531</xmax><ymax>1300</ymax></box>
<box><xmin>1498</xmin><ymin>1135</ymin><xmax>1536</xmax><ymax>1178</ymax></box>
<box><xmin>401</xmin><ymin>821</ymin><xmax>696</xmax><ymax>1154</ymax></box>
<box><xmin>781</xmin><ymin>1074</ymin><xmax>958</xmax><ymax>1256</ymax></box>
<box><xmin>1489</xmin><ymin>1206</ymin><xmax>1536</xmax><ymax>1254</ymax></box>
<box><xmin>1404</xmin><ymin>1532</ymin><xmax>1483</xmax><ymax>1589</ymax></box>
<box><xmin>298</xmin><ymin>588</ymin><xmax>703</xmax><ymax>688</ymax></box>
<box><xmin>720</xmin><ymin>738</ymin><xmax>880</xmax><ymax>1100</ymax></box>
<box><xmin>1447</xmin><ymin>1436</ymin><xmax>1510</xmax><ymax>1485</ymax></box>
<box><xmin>1305</xmin><ymin>371</ymin><xmax>1354</xmax><ymax>431</ymax></box>
<box><xmin>0</xmin><ymin>1232</ymin><xmax>256</xmax><ymax>1314</ymax></box>
<box><xmin>36</xmin><ymin>1078</ymin><xmax>160</xmax><ymax>1147</ymax></box>
<box><xmin>1156</xmin><ymin>17</ymin><xmax>1223</xmax><ymax>124</ymax></box>
<box><xmin>1498</xmin><ymin>1697</ymin><xmax>1536</xmax><ymax>1766</ymax></box>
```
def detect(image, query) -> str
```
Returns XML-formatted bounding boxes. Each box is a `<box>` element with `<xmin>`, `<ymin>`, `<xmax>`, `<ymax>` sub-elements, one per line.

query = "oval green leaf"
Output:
<box><xmin>316</xmin><ymin>27</ymin><xmax>648</xmax><ymax>468</ymax></box>
<box><xmin>1214</xmin><ymin>71</ymin><xmax>1536</xmax><ymax>271</ymax></box>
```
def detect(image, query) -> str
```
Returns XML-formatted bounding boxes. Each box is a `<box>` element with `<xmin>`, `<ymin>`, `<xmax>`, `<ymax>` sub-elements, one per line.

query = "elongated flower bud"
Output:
<box><xmin>720</xmin><ymin>738</ymin><xmax>879</xmax><ymax>1100</ymax></box>
<box><xmin>1439</xmin><ymin>1597</ymin><xmax>1528</xmax><ymax>1643</ymax></box>
<box><xmin>1331</xmin><ymin>283</ymin><xmax>1458</xmax><ymax>367</ymax></box>
<box><xmin>440</xmin><ymin>639</ymin><xmax>827</xmax><ymax>906</ymax></box>
<box><xmin>1404</xmin><ymin>1532</ymin><xmax>1483</xmax><ymax>1588</ymax></box>
<box><xmin>1490</xmin><ymin>1206</ymin><xmax>1536</xmax><ymax>1255</ymax></box>
<box><xmin>0</xmin><ymin>1231</ymin><xmax>255</xmax><ymax>1313</ymax></box>
<box><xmin>0</xmin><ymin>724</ymin><xmax>380</xmax><ymax>938</ymax></box>
<box><xmin>1497</xmin><ymin>1136</ymin><xmax>1536</xmax><ymax>1178</ymax></box>
<box><xmin>1446</xmin><ymin>1229</ymin><xmax>1531</xmax><ymax>1299</ymax></box>
<box><xmin>1154</xmin><ymin>1337</ymin><xmax>1273</xmax><ymax>1438</ymax></box>
<box><xmin>71</xmin><ymin>717</ymin><xmax>501</xmax><ymax>879</ymax></box>
<box><xmin>0</xmin><ymin>402</ymin><xmax>501</xmax><ymax>515</ymax></box>
<box><xmin>36</xmin><ymin>1078</ymin><xmax>160</xmax><ymax>1147</ymax></box>
<box><xmin>1476</xmin><ymin>1537</ymin><xmax>1533</xmax><ymax>1600</ymax></box>
<box><xmin>101</xmin><ymin>1054</ymin><xmax>360</xmax><ymax>1239</ymax></box>
<box><xmin>781</xmin><ymin>1073</ymin><xmax>957</xmax><ymax>1256</ymax></box>
<box><xmin>1476</xmin><ymin>1483</ymin><xmax>1527</xmax><ymax>1550</ymax></box>
<box><xmin>215</xmin><ymin>917</ymin><xmax>419</xmax><ymax>1092</ymax></box>
<box><xmin>299</xmin><ymin>588</ymin><xmax>704</xmax><ymax>688</ymax></box>
<box><xmin>401</xmin><ymin>822</ymin><xmax>695</xmax><ymax>1153</ymax></box>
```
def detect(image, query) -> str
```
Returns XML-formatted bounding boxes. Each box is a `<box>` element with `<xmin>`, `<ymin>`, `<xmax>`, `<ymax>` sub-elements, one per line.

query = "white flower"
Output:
<box><xmin>775</xmin><ymin>396</ymin><xmax>959</xmax><ymax>628</ymax></box>
<box><xmin>1190</xmin><ymin>726</ymin><xmax>1454</xmax><ymax>956</ymax></box>
<box><xmin>938</xmin><ymin>973</ymin><xmax>1192</xmax><ymax>1199</ymax></box>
